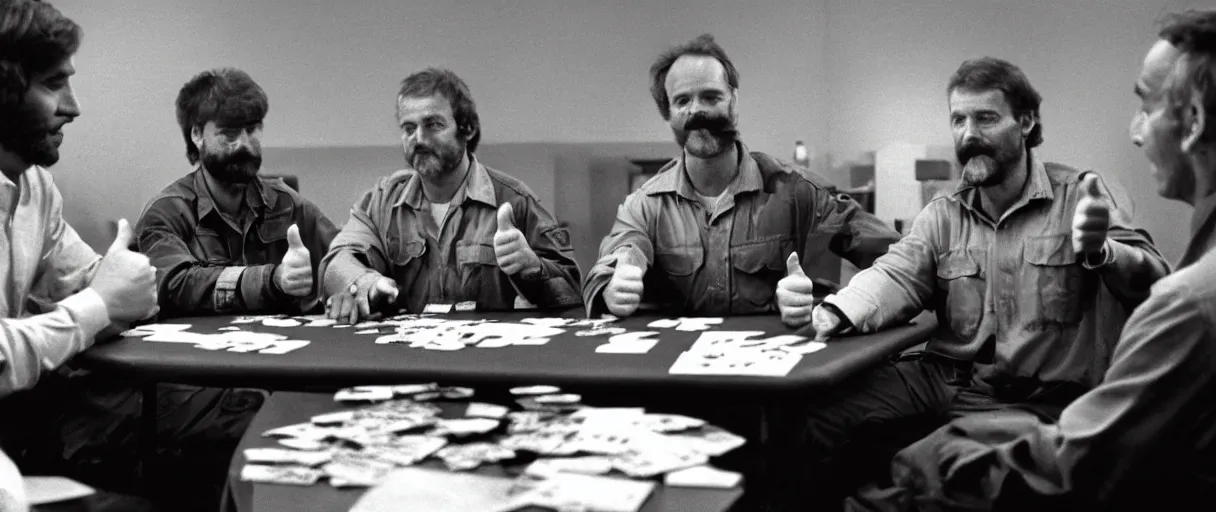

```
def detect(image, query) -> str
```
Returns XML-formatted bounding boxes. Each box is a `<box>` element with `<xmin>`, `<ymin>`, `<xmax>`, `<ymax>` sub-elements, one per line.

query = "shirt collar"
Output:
<box><xmin>953</xmin><ymin>151</ymin><xmax>1053</xmax><ymax>209</ymax></box>
<box><xmin>191</xmin><ymin>166</ymin><xmax>272</xmax><ymax>219</ymax></box>
<box><xmin>393</xmin><ymin>153</ymin><xmax>497</xmax><ymax>210</ymax></box>
<box><xmin>646</xmin><ymin>141</ymin><xmax>763</xmax><ymax>199</ymax></box>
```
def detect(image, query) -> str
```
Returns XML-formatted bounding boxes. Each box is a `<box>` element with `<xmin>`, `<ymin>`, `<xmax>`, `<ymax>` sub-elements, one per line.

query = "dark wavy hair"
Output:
<box><xmin>0</xmin><ymin>0</ymin><xmax>81</xmax><ymax>119</ymax></box>
<box><xmin>947</xmin><ymin>57</ymin><xmax>1044</xmax><ymax>148</ymax></box>
<box><xmin>1160</xmin><ymin>9</ymin><xmax>1216</xmax><ymax>142</ymax></box>
<box><xmin>397</xmin><ymin>68</ymin><xmax>481</xmax><ymax>153</ymax></box>
<box><xmin>649</xmin><ymin>34</ymin><xmax>740</xmax><ymax>121</ymax></box>
<box><xmin>175</xmin><ymin>68</ymin><xmax>268</xmax><ymax>164</ymax></box>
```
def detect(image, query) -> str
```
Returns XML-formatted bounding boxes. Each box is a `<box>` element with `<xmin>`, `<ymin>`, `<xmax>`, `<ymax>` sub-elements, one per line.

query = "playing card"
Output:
<box><xmin>465</xmin><ymin>402</ymin><xmax>509</xmax><ymax>419</ymax></box>
<box><xmin>668</xmin><ymin>346</ymin><xmax>802</xmax><ymax>377</ymax></box>
<box><xmin>391</xmin><ymin>383</ymin><xmax>439</xmax><ymax>395</ymax></box>
<box><xmin>636</xmin><ymin>413</ymin><xmax>706</xmax><ymax>433</ymax></box>
<box><xmin>513</xmin><ymin>472</ymin><xmax>654</xmax><ymax>512</ymax></box>
<box><xmin>611</xmin><ymin>449</ymin><xmax>707</xmax><ymax>478</ymax></box>
<box><xmin>576</xmin><ymin>326</ymin><xmax>628</xmax><ymax>337</ymax></box>
<box><xmin>663</xmin><ymin>465</ymin><xmax>742</xmax><ymax>488</ymax></box>
<box><xmin>666</xmin><ymin>427</ymin><xmax>747</xmax><ymax>457</ymax></box>
<box><xmin>354</xmin><ymin>329</ymin><xmax>378</xmax><ymax>334</ymax></box>
<box><xmin>259</xmin><ymin>340</ymin><xmax>310</xmax><ymax>355</ymax></box>
<box><xmin>510</xmin><ymin>385</ymin><xmax>561</xmax><ymax>396</ymax></box>
<box><xmin>423</xmin><ymin>303</ymin><xmax>454</xmax><ymax>314</ymax></box>
<box><xmin>262</xmin><ymin>318</ymin><xmax>303</xmax><ymax>328</ymax></box>
<box><xmin>141</xmin><ymin>331</ymin><xmax>215</xmax><ymax>344</ymax></box>
<box><xmin>244</xmin><ymin>448</ymin><xmax>333</xmax><ymax>467</ymax></box>
<box><xmin>226</xmin><ymin>341</ymin><xmax>276</xmax><ymax>353</ymax></box>
<box><xmin>262</xmin><ymin>423</ymin><xmax>340</xmax><ymax>441</ymax></box>
<box><xmin>240</xmin><ymin>464</ymin><xmax>322</xmax><ymax>485</ymax></box>
<box><xmin>120</xmin><ymin>323</ymin><xmax>192</xmax><ymax>337</ymax></box>
<box><xmin>435</xmin><ymin>443</ymin><xmax>515</xmax><ymax>471</ymax></box>
<box><xmin>532</xmin><ymin>394</ymin><xmax>581</xmax><ymax>405</ymax></box>
<box><xmin>523</xmin><ymin>456</ymin><xmax>614</xmax><ymax>476</ymax></box>
<box><xmin>322</xmin><ymin>451</ymin><xmax>396</xmax><ymax>486</ymax></box>
<box><xmin>439</xmin><ymin>386</ymin><xmax>475</xmax><ymax>399</ymax></box>
<box><xmin>432</xmin><ymin>418</ymin><xmax>500</xmax><ymax>437</ymax></box>
<box><xmin>365</xmin><ymin>435</ymin><xmax>447</xmax><ymax>466</ymax></box>
<box><xmin>505</xmin><ymin>411</ymin><xmax>560</xmax><ymax>433</ymax></box>
<box><xmin>310</xmin><ymin>411</ymin><xmax>356</xmax><ymax>426</ymax></box>
<box><xmin>499</xmin><ymin>431</ymin><xmax>577</xmax><ymax>456</ymax></box>
<box><xmin>217</xmin><ymin>326</ymin><xmax>241</xmax><ymax>332</ymax></box>
<box><xmin>455</xmin><ymin>301</ymin><xmax>477</xmax><ymax>312</ymax></box>
<box><xmin>334</xmin><ymin>387</ymin><xmax>394</xmax><ymax>403</ymax></box>
<box><xmin>278</xmin><ymin>438</ymin><xmax>329</xmax><ymax>451</ymax></box>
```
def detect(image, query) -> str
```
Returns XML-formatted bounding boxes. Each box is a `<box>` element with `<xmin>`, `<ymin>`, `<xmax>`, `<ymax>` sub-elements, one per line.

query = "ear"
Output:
<box><xmin>1019</xmin><ymin>113</ymin><xmax>1036</xmax><ymax>139</ymax></box>
<box><xmin>190</xmin><ymin>124</ymin><xmax>205</xmax><ymax>150</ymax></box>
<box><xmin>1181</xmin><ymin>94</ymin><xmax>1207</xmax><ymax>153</ymax></box>
<box><xmin>462</xmin><ymin>123</ymin><xmax>478</xmax><ymax>141</ymax></box>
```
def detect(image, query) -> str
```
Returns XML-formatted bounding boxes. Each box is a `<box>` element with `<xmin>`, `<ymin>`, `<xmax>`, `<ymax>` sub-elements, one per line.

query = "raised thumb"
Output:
<box><xmin>786</xmin><ymin>252</ymin><xmax>806</xmax><ymax>277</ymax></box>
<box><xmin>496</xmin><ymin>202</ymin><xmax>515</xmax><ymax>233</ymax></box>
<box><xmin>286</xmin><ymin>224</ymin><xmax>305</xmax><ymax>249</ymax></box>
<box><xmin>109</xmin><ymin>219</ymin><xmax>133</xmax><ymax>253</ymax></box>
<box><xmin>1081</xmin><ymin>174</ymin><xmax>1103</xmax><ymax>199</ymax></box>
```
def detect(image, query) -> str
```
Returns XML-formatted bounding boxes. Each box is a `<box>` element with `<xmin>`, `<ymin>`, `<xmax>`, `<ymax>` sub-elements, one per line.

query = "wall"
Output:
<box><xmin>824</xmin><ymin>0</ymin><xmax>1200</xmax><ymax>260</ymax></box>
<box><xmin>48</xmin><ymin>0</ymin><xmax>829</xmax><ymax>250</ymax></box>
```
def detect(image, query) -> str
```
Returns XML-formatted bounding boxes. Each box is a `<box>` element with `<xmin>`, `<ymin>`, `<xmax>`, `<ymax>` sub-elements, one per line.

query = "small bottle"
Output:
<box><xmin>794</xmin><ymin>140</ymin><xmax>809</xmax><ymax>167</ymax></box>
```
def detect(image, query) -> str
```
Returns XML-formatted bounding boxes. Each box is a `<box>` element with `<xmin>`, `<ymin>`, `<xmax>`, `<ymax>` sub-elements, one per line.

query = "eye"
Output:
<box><xmin>979</xmin><ymin>113</ymin><xmax>999</xmax><ymax>124</ymax></box>
<box><xmin>673</xmin><ymin>96</ymin><xmax>690</xmax><ymax>107</ymax></box>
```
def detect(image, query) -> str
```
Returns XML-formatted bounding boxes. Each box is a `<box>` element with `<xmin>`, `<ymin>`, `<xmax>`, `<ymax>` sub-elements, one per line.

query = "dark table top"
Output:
<box><xmin>78</xmin><ymin>310</ymin><xmax>936</xmax><ymax>397</ymax></box>
<box><xmin>224</xmin><ymin>392</ymin><xmax>743</xmax><ymax>512</ymax></box>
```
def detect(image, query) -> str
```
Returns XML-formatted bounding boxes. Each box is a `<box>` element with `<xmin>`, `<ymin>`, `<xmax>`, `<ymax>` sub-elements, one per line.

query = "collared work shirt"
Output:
<box><xmin>583</xmin><ymin>142</ymin><xmax>901</xmax><ymax>317</ymax></box>
<box><xmin>136</xmin><ymin>168</ymin><xmax>338</xmax><ymax>317</ymax></box>
<box><xmin>320</xmin><ymin>157</ymin><xmax>581</xmax><ymax>312</ymax></box>
<box><xmin>0</xmin><ymin>166</ymin><xmax>109</xmax><ymax>398</ymax></box>
<box><xmin>826</xmin><ymin>156</ymin><xmax>1169</xmax><ymax>391</ymax></box>
<box><xmin>847</xmin><ymin>192</ymin><xmax>1216</xmax><ymax>512</ymax></box>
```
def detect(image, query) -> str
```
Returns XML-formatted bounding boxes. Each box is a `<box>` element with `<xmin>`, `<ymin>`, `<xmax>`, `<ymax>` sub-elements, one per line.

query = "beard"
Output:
<box><xmin>0</xmin><ymin>101</ymin><xmax>64</xmax><ymax>168</ymax></box>
<box><xmin>956</xmin><ymin>137</ymin><xmax>1023</xmax><ymax>188</ymax></box>
<box><xmin>201</xmin><ymin>146</ymin><xmax>262</xmax><ymax>184</ymax></box>
<box><xmin>406</xmin><ymin>138</ymin><xmax>465</xmax><ymax>178</ymax></box>
<box><xmin>673</xmin><ymin>109</ymin><xmax>739</xmax><ymax>159</ymax></box>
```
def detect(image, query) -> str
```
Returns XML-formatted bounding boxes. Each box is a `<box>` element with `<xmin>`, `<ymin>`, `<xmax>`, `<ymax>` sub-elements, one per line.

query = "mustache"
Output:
<box><xmin>683</xmin><ymin>113</ymin><xmax>735</xmax><ymax>134</ymax></box>
<box><xmin>956</xmin><ymin>142</ymin><xmax>995</xmax><ymax>164</ymax></box>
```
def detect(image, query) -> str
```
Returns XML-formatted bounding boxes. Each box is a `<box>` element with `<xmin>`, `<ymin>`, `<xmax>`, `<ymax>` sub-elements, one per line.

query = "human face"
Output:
<box><xmin>665</xmin><ymin>55</ymin><xmax>738</xmax><ymax>159</ymax></box>
<box><xmin>195</xmin><ymin>120</ymin><xmax>263</xmax><ymax>184</ymax></box>
<box><xmin>398</xmin><ymin>94</ymin><xmax>466</xmax><ymax>179</ymax></box>
<box><xmin>1131</xmin><ymin>40</ymin><xmax>1192</xmax><ymax>203</ymax></box>
<box><xmin>949</xmin><ymin>88</ymin><xmax>1030</xmax><ymax>187</ymax></box>
<box><xmin>0</xmin><ymin>57</ymin><xmax>81</xmax><ymax>168</ymax></box>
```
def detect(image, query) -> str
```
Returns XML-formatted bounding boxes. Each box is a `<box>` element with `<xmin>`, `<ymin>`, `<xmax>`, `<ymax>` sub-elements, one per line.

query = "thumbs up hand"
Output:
<box><xmin>493</xmin><ymin>202</ymin><xmax>540</xmax><ymax>276</ymax></box>
<box><xmin>604</xmin><ymin>262</ymin><xmax>644</xmax><ymax>318</ymax></box>
<box><xmin>777</xmin><ymin>252</ymin><xmax>817</xmax><ymax>327</ymax></box>
<box><xmin>90</xmin><ymin>219</ymin><xmax>158</xmax><ymax>322</ymax></box>
<box><xmin>1072</xmin><ymin>174</ymin><xmax>1111</xmax><ymax>259</ymax></box>
<box><xmin>274</xmin><ymin>224</ymin><xmax>314</xmax><ymax>297</ymax></box>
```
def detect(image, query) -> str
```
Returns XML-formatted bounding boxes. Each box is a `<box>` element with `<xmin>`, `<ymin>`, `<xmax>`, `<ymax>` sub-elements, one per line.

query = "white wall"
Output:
<box><xmin>49</xmin><ymin>0</ymin><xmax>828</xmax><ymax>249</ymax></box>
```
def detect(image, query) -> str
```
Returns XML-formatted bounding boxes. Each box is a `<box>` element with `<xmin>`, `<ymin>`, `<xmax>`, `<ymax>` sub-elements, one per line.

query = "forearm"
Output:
<box><xmin>0</xmin><ymin>289</ymin><xmax>110</xmax><ymax>397</ymax></box>
<box><xmin>510</xmin><ymin>257</ymin><xmax>582</xmax><ymax>309</ymax></box>
<box><xmin>321</xmin><ymin>250</ymin><xmax>382</xmax><ymax>297</ymax></box>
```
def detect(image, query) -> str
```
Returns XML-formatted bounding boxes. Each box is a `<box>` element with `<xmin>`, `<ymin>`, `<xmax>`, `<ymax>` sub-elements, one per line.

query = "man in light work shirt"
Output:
<box><xmin>137</xmin><ymin>68</ymin><xmax>339</xmax><ymax>318</ymax></box>
<box><xmin>801</xmin><ymin>57</ymin><xmax>1170</xmax><ymax>507</ymax></box>
<box><xmin>322</xmin><ymin>68</ymin><xmax>581</xmax><ymax>323</ymax></box>
<box><xmin>583</xmin><ymin>34</ymin><xmax>901</xmax><ymax>320</ymax></box>
<box><xmin>845</xmin><ymin>9</ymin><xmax>1216</xmax><ymax>511</ymax></box>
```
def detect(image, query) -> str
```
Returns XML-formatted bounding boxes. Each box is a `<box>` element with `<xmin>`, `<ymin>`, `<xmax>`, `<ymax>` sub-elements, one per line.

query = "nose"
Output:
<box><xmin>1129</xmin><ymin>111</ymin><xmax>1145</xmax><ymax>147</ymax></box>
<box><xmin>960</xmin><ymin>118</ymin><xmax>981</xmax><ymax>143</ymax></box>
<box><xmin>58</xmin><ymin>86</ymin><xmax>81</xmax><ymax>119</ymax></box>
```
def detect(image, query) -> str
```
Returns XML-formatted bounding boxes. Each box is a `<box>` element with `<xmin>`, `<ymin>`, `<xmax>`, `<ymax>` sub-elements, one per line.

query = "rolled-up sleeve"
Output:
<box><xmin>824</xmin><ymin>201</ymin><xmax>943</xmax><ymax>332</ymax></box>
<box><xmin>582</xmin><ymin>192</ymin><xmax>656</xmax><ymax>317</ymax></box>
<box><xmin>319</xmin><ymin>187</ymin><xmax>393</xmax><ymax>298</ymax></box>
<box><xmin>136</xmin><ymin>197</ymin><xmax>280</xmax><ymax>315</ymax></box>
<box><xmin>507</xmin><ymin>196</ymin><xmax>582</xmax><ymax>309</ymax></box>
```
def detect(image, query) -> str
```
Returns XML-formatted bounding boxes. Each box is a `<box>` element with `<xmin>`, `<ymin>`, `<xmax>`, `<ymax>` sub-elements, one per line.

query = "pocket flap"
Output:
<box><xmin>389</xmin><ymin>237</ymin><xmax>427</xmax><ymax>264</ymax></box>
<box><xmin>731</xmin><ymin>242</ymin><xmax>786</xmax><ymax>274</ymax></box>
<box><xmin>936</xmin><ymin>250</ymin><xmax>980</xmax><ymax>280</ymax></box>
<box><xmin>456</xmin><ymin>241</ymin><xmax>495</xmax><ymax>265</ymax></box>
<box><xmin>656</xmin><ymin>247</ymin><xmax>704</xmax><ymax>276</ymax></box>
<box><xmin>1023</xmin><ymin>234</ymin><xmax>1075</xmax><ymax>266</ymax></box>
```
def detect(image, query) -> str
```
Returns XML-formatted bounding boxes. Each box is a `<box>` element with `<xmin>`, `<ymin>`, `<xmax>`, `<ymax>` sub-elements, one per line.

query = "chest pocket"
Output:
<box><xmin>251</xmin><ymin>209</ymin><xmax>293</xmax><ymax>264</ymax></box>
<box><xmin>653</xmin><ymin>245</ymin><xmax>704</xmax><ymax>304</ymax></box>
<box><xmin>730</xmin><ymin>238</ymin><xmax>791</xmax><ymax>312</ymax></box>
<box><xmin>191</xmin><ymin>227</ymin><xmax>230</xmax><ymax>264</ymax></box>
<box><xmin>1022</xmin><ymin>234</ymin><xmax>1084</xmax><ymax>325</ymax></box>
<box><xmin>936</xmin><ymin>247</ymin><xmax>985</xmax><ymax>340</ymax></box>
<box><xmin>387</xmin><ymin>235</ymin><xmax>427</xmax><ymax>301</ymax></box>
